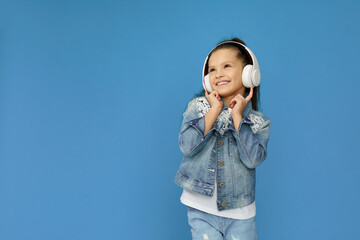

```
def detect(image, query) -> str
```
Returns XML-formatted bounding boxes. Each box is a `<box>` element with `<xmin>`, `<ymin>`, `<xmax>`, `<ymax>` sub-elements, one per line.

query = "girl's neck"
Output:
<box><xmin>222</xmin><ymin>87</ymin><xmax>246</xmax><ymax>108</ymax></box>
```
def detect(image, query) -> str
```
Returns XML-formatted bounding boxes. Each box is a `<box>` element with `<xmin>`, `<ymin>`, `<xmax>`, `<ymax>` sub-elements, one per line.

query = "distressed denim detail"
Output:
<box><xmin>175</xmin><ymin>94</ymin><xmax>270</xmax><ymax>211</ymax></box>
<box><xmin>196</xmin><ymin>97</ymin><xmax>211</xmax><ymax>118</ymax></box>
<box><xmin>248</xmin><ymin>113</ymin><xmax>266</xmax><ymax>134</ymax></box>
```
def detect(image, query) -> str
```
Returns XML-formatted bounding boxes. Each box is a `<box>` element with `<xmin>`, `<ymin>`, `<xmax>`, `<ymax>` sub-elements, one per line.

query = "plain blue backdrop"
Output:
<box><xmin>1</xmin><ymin>0</ymin><xmax>359</xmax><ymax>239</ymax></box>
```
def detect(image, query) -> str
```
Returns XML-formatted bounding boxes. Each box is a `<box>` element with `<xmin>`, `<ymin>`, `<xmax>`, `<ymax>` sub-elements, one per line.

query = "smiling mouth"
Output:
<box><xmin>216</xmin><ymin>81</ymin><xmax>230</xmax><ymax>86</ymax></box>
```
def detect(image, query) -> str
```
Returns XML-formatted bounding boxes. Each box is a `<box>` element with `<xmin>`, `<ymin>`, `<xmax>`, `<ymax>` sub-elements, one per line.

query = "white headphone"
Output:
<box><xmin>202</xmin><ymin>40</ymin><xmax>261</xmax><ymax>93</ymax></box>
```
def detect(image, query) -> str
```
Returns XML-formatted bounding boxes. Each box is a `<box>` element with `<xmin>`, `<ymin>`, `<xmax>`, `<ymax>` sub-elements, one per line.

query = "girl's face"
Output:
<box><xmin>208</xmin><ymin>48</ymin><xmax>245</xmax><ymax>97</ymax></box>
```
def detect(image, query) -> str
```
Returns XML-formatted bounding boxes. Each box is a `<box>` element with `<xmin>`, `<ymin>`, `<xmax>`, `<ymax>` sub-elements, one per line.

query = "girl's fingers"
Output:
<box><xmin>231</xmin><ymin>93</ymin><xmax>249</xmax><ymax>108</ymax></box>
<box><xmin>232</xmin><ymin>95</ymin><xmax>243</xmax><ymax>102</ymax></box>
<box><xmin>246</xmin><ymin>87</ymin><xmax>254</xmax><ymax>102</ymax></box>
<box><xmin>212</xmin><ymin>91</ymin><xmax>221</xmax><ymax>101</ymax></box>
<box><xmin>230</xmin><ymin>97</ymin><xmax>237</xmax><ymax>108</ymax></box>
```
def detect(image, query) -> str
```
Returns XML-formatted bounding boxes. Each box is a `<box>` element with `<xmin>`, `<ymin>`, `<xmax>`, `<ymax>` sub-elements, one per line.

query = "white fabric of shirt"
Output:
<box><xmin>180</xmin><ymin>179</ymin><xmax>256</xmax><ymax>220</ymax></box>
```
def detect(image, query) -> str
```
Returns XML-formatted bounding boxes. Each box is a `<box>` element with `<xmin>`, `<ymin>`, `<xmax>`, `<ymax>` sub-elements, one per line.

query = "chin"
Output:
<box><xmin>215</xmin><ymin>88</ymin><xmax>232</xmax><ymax>97</ymax></box>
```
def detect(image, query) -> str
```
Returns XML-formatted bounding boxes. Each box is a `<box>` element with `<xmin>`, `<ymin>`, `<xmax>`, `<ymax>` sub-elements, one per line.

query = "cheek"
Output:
<box><xmin>237</xmin><ymin>78</ymin><xmax>244</xmax><ymax>87</ymax></box>
<box><xmin>209</xmin><ymin>74</ymin><xmax>216</xmax><ymax>84</ymax></box>
<box><xmin>234</xmin><ymin>72</ymin><xmax>243</xmax><ymax>84</ymax></box>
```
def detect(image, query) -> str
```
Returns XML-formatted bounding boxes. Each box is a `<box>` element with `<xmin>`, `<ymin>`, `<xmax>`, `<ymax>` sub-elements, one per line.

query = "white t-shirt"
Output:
<box><xmin>180</xmin><ymin>179</ymin><xmax>256</xmax><ymax>220</ymax></box>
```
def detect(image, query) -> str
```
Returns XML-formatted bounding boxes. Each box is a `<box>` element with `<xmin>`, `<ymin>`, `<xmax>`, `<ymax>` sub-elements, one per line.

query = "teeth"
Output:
<box><xmin>217</xmin><ymin>82</ymin><xmax>229</xmax><ymax>86</ymax></box>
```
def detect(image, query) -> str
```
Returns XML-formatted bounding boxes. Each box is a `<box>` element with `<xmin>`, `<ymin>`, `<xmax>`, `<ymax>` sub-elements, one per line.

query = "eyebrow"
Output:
<box><xmin>208</xmin><ymin>61</ymin><xmax>234</xmax><ymax>69</ymax></box>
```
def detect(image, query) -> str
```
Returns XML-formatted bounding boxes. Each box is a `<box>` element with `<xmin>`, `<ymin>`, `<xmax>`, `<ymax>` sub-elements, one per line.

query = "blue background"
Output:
<box><xmin>1</xmin><ymin>0</ymin><xmax>359</xmax><ymax>239</ymax></box>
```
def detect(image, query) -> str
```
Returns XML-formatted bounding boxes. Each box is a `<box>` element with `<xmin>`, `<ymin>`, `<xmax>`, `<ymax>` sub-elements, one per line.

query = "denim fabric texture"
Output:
<box><xmin>187</xmin><ymin>206</ymin><xmax>257</xmax><ymax>240</ymax></box>
<box><xmin>174</xmin><ymin>92</ymin><xmax>270</xmax><ymax>211</ymax></box>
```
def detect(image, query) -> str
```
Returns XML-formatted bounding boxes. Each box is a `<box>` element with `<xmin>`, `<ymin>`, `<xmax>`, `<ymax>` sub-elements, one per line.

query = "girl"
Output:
<box><xmin>174</xmin><ymin>38</ymin><xmax>271</xmax><ymax>240</ymax></box>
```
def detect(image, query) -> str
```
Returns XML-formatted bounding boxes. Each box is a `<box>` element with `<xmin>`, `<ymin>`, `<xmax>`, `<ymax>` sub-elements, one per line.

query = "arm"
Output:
<box><xmin>204</xmin><ymin>90</ymin><xmax>223</xmax><ymax>135</ymax></box>
<box><xmin>232</xmin><ymin>113</ymin><xmax>271</xmax><ymax>169</ymax></box>
<box><xmin>204</xmin><ymin>107</ymin><xmax>222</xmax><ymax>135</ymax></box>
<box><xmin>229</xmin><ymin>87</ymin><xmax>270</xmax><ymax>168</ymax></box>
<box><xmin>178</xmin><ymin>98</ymin><xmax>214</xmax><ymax>157</ymax></box>
<box><xmin>179</xmin><ymin>90</ymin><xmax>223</xmax><ymax>157</ymax></box>
<box><xmin>232</xmin><ymin>114</ymin><xmax>242</xmax><ymax>132</ymax></box>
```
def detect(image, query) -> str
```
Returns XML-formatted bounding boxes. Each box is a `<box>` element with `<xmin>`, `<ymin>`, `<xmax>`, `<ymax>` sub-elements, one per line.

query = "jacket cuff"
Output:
<box><xmin>240</xmin><ymin>116</ymin><xmax>254</xmax><ymax>126</ymax></box>
<box><xmin>228</xmin><ymin>116</ymin><xmax>254</xmax><ymax>134</ymax></box>
<box><xmin>187</xmin><ymin>116</ymin><xmax>205</xmax><ymax>135</ymax></box>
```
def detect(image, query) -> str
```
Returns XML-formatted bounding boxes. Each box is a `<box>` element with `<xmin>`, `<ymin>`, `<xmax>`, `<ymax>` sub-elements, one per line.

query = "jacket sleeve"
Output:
<box><xmin>231</xmin><ymin>111</ymin><xmax>271</xmax><ymax>169</ymax></box>
<box><xmin>178</xmin><ymin>98</ymin><xmax>214</xmax><ymax>157</ymax></box>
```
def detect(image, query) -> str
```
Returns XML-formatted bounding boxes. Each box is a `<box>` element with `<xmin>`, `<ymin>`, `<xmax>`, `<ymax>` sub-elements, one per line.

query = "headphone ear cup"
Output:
<box><xmin>204</xmin><ymin>74</ymin><xmax>213</xmax><ymax>93</ymax></box>
<box><xmin>242</xmin><ymin>64</ymin><xmax>253</xmax><ymax>88</ymax></box>
<box><xmin>252</xmin><ymin>69</ymin><xmax>261</xmax><ymax>87</ymax></box>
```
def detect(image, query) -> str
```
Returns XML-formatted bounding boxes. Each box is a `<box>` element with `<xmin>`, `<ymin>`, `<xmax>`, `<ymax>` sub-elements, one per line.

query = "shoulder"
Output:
<box><xmin>187</xmin><ymin>96</ymin><xmax>209</xmax><ymax>107</ymax></box>
<box><xmin>245</xmin><ymin>109</ymin><xmax>271</xmax><ymax>133</ymax></box>
<box><xmin>184</xmin><ymin>96</ymin><xmax>210</xmax><ymax>117</ymax></box>
<box><xmin>247</xmin><ymin>109</ymin><xmax>270</xmax><ymax>121</ymax></box>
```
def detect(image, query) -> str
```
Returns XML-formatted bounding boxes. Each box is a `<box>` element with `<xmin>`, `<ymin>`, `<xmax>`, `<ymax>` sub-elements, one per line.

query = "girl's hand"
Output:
<box><xmin>205</xmin><ymin>90</ymin><xmax>223</xmax><ymax>111</ymax></box>
<box><xmin>230</xmin><ymin>87</ymin><xmax>253</xmax><ymax>118</ymax></box>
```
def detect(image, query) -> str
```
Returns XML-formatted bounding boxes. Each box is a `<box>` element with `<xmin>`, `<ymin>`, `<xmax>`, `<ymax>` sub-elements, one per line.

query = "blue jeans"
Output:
<box><xmin>187</xmin><ymin>206</ymin><xmax>257</xmax><ymax>240</ymax></box>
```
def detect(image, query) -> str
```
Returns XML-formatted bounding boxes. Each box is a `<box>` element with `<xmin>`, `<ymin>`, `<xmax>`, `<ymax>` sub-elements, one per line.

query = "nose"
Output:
<box><xmin>216</xmin><ymin>70</ymin><xmax>224</xmax><ymax>79</ymax></box>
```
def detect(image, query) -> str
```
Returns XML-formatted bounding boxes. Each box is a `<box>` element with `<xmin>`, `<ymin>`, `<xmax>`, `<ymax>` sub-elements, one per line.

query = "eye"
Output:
<box><xmin>224</xmin><ymin>64</ymin><xmax>231</xmax><ymax>68</ymax></box>
<box><xmin>209</xmin><ymin>68</ymin><xmax>215</xmax><ymax>72</ymax></box>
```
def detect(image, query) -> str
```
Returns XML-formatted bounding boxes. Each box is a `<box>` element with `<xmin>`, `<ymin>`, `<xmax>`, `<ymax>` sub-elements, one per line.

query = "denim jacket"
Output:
<box><xmin>174</xmin><ymin>93</ymin><xmax>271</xmax><ymax>211</ymax></box>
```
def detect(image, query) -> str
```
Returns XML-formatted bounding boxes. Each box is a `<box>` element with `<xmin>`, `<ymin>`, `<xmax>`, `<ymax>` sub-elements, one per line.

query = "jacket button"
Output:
<box><xmin>225</xmin><ymin>132</ymin><xmax>229</xmax><ymax>136</ymax></box>
<box><xmin>218</xmin><ymin>161</ymin><xmax>224</xmax><ymax>166</ymax></box>
<box><xmin>218</xmin><ymin>140</ymin><xmax>223</xmax><ymax>146</ymax></box>
<box><xmin>221</xmin><ymin>202</ymin><xmax>227</xmax><ymax>207</ymax></box>
<box><xmin>220</xmin><ymin>182</ymin><xmax>225</xmax><ymax>187</ymax></box>
<box><xmin>215</xmin><ymin>132</ymin><xmax>219</xmax><ymax>137</ymax></box>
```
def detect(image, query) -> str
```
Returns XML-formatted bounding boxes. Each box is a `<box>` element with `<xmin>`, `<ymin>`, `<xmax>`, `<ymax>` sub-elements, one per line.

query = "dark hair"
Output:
<box><xmin>194</xmin><ymin>37</ymin><xmax>261</xmax><ymax>111</ymax></box>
